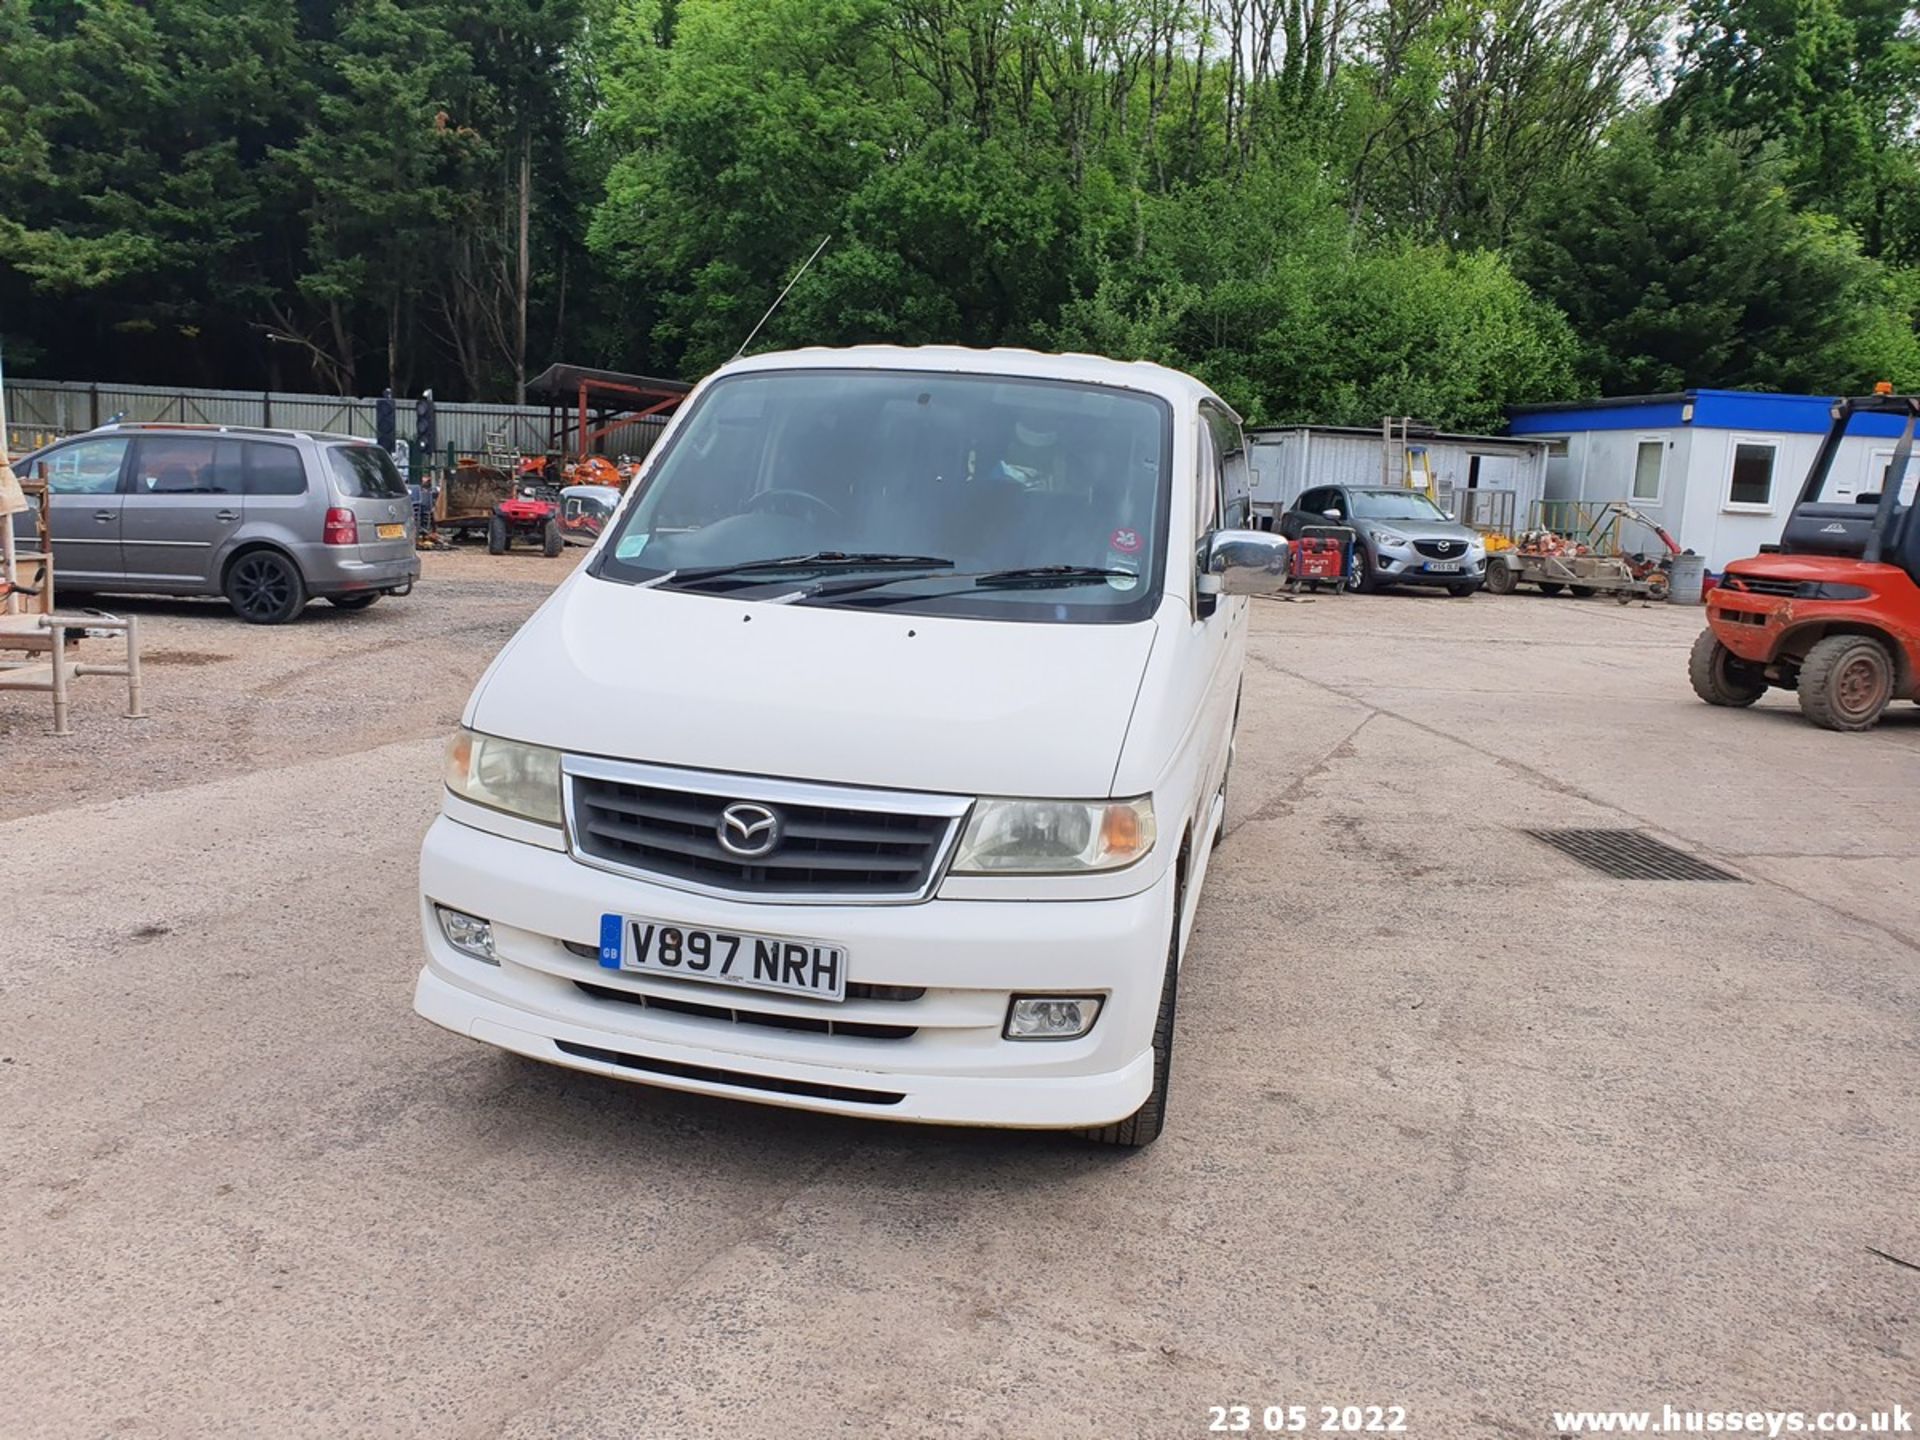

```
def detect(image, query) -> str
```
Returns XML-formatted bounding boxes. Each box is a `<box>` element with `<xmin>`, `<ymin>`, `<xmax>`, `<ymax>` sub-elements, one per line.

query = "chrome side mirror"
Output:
<box><xmin>1198</xmin><ymin>528</ymin><xmax>1290</xmax><ymax>596</ymax></box>
<box><xmin>1322</xmin><ymin>508</ymin><xmax>1342</xmax><ymax>520</ymax></box>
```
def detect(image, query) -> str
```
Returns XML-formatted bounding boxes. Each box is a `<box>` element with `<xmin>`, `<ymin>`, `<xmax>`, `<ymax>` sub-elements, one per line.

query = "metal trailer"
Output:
<box><xmin>1485</xmin><ymin>500</ymin><xmax>1683</xmax><ymax>603</ymax></box>
<box><xmin>1483</xmin><ymin>547</ymin><xmax>1663</xmax><ymax>603</ymax></box>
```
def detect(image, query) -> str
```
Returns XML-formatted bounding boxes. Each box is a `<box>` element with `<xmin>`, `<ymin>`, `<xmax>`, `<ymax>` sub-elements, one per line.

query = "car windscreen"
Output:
<box><xmin>1349</xmin><ymin>490</ymin><xmax>1449</xmax><ymax>522</ymax></box>
<box><xmin>594</xmin><ymin>369</ymin><xmax>1171</xmax><ymax>623</ymax></box>
<box><xmin>328</xmin><ymin>445</ymin><xmax>408</xmax><ymax>499</ymax></box>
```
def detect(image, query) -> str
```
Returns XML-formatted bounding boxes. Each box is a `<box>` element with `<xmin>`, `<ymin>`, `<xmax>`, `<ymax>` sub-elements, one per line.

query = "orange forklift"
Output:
<box><xmin>1690</xmin><ymin>388</ymin><xmax>1919</xmax><ymax>731</ymax></box>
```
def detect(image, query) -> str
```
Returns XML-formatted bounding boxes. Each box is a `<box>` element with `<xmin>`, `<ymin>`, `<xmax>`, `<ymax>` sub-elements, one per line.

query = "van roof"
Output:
<box><xmin>715</xmin><ymin>345</ymin><xmax>1225</xmax><ymax>411</ymax></box>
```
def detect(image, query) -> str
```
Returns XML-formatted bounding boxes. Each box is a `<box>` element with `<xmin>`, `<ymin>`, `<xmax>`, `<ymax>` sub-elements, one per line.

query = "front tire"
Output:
<box><xmin>487</xmin><ymin>515</ymin><xmax>509</xmax><ymax>554</ymax></box>
<box><xmin>1086</xmin><ymin>897</ymin><xmax>1183</xmax><ymax>1149</ymax></box>
<box><xmin>1798</xmin><ymin>634</ymin><xmax>1895</xmax><ymax>731</ymax></box>
<box><xmin>1447</xmin><ymin>582</ymin><xmax>1478</xmax><ymax>598</ymax></box>
<box><xmin>542</xmin><ymin>518</ymin><xmax>563</xmax><ymax>557</ymax></box>
<box><xmin>1345</xmin><ymin>545</ymin><xmax>1379</xmax><ymax>594</ymax></box>
<box><xmin>1689</xmin><ymin>629</ymin><xmax>1766</xmax><ymax>707</ymax></box>
<box><xmin>224</xmin><ymin>550</ymin><xmax>306</xmax><ymax>625</ymax></box>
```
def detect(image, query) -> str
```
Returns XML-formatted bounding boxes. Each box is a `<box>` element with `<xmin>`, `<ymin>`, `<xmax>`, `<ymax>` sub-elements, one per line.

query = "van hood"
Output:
<box><xmin>469</xmin><ymin>573</ymin><xmax>1160</xmax><ymax>797</ymax></box>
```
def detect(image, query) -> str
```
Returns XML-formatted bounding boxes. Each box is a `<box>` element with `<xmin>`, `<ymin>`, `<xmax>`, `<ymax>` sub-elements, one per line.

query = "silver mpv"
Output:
<box><xmin>10</xmin><ymin>423</ymin><xmax>422</xmax><ymax>623</ymax></box>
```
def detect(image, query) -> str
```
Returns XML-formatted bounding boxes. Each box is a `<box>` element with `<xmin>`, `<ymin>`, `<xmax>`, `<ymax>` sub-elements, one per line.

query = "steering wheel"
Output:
<box><xmin>743</xmin><ymin>488</ymin><xmax>840</xmax><ymax>524</ymax></box>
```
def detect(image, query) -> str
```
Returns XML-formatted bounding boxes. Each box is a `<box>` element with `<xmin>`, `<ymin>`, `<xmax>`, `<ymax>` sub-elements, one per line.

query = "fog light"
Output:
<box><xmin>436</xmin><ymin>906</ymin><xmax>496</xmax><ymax>964</ymax></box>
<box><xmin>1005</xmin><ymin>995</ymin><xmax>1102</xmax><ymax>1040</ymax></box>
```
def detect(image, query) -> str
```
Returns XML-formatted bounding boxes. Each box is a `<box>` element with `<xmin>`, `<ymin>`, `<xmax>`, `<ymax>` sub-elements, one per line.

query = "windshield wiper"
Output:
<box><xmin>795</xmin><ymin>563</ymin><xmax>1138</xmax><ymax>607</ymax></box>
<box><xmin>651</xmin><ymin>552</ymin><xmax>955</xmax><ymax>591</ymax></box>
<box><xmin>968</xmin><ymin>565</ymin><xmax>1138</xmax><ymax>589</ymax></box>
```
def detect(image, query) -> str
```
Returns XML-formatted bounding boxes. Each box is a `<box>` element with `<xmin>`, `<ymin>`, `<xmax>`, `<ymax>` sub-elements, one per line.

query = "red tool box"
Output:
<box><xmin>1288</xmin><ymin>524</ymin><xmax>1353</xmax><ymax>591</ymax></box>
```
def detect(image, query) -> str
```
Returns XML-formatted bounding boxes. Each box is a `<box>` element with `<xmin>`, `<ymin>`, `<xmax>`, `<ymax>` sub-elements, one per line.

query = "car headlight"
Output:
<box><xmin>445</xmin><ymin>727</ymin><xmax>563</xmax><ymax>825</ymax></box>
<box><xmin>1372</xmin><ymin>530</ymin><xmax>1410</xmax><ymax>547</ymax></box>
<box><xmin>950</xmin><ymin>797</ymin><xmax>1156</xmax><ymax>874</ymax></box>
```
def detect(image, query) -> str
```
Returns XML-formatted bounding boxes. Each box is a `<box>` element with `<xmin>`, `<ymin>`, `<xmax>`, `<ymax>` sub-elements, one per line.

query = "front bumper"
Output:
<box><xmin>1371</xmin><ymin>539</ymin><xmax>1485</xmax><ymax>587</ymax></box>
<box><xmin>415</xmin><ymin>816</ymin><xmax>1173</xmax><ymax>1128</ymax></box>
<box><xmin>1706</xmin><ymin>589</ymin><xmax>1789</xmax><ymax>663</ymax></box>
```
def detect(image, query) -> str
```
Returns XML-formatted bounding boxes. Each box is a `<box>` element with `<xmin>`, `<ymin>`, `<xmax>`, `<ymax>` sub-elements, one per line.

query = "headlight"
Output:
<box><xmin>1372</xmin><ymin>530</ymin><xmax>1410</xmax><ymax>547</ymax></box>
<box><xmin>950</xmin><ymin>797</ymin><xmax>1155</xmax><ymax>874</ymax></box>
<box><xmin>445</xmin><ymin>727</ymin><xmax>563</xmax><ymax>825</ymax></box>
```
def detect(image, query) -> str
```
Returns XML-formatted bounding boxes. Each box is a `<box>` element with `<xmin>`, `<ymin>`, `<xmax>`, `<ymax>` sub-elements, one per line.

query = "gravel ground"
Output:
<box><xmin>0</xmin><ymin>546</ymin><xmax>584</xmax><ymax>821</ymax></box>
<box><xmin>3</xmin><ymin>575</ymin><xmax>1917</xmax><ymax>1440</ymax></box>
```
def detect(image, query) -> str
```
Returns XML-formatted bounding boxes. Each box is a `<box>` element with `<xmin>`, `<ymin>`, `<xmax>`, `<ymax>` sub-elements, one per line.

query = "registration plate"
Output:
<box><xmin>1423</xmin><ymin>561</ymin><xmax>1462</xmax><ymax>573</ymax></box>
<box><xmin>377</xmin><ymin>522</ymin><xmax>407</xmax><ymax>540</ymax></box>
<box><xmin>598</xmin><ymin>914</ymin><xmax>847</xmax><ymax>1002</ymax></box>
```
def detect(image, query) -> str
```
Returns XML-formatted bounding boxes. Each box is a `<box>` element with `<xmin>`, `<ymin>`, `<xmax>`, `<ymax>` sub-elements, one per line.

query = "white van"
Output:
<box><xmin>414</xmin><ymin>347</ymin><xmax>1289</xmax><ymax>1145</ymax></box>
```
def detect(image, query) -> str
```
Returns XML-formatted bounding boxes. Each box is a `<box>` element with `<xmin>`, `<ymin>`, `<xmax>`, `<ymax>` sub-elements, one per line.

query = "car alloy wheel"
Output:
<box><xmin>227</xmin><ymin>552</ymin><xmax>303</xmax><ymax>624</ymax></box>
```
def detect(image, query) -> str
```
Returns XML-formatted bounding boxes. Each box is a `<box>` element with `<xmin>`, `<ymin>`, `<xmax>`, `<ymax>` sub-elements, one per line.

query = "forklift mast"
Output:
<box><xmin>1779</xmin><ymin>391</ymin><xmax>1918</xmax><ymax>564</ymax></box>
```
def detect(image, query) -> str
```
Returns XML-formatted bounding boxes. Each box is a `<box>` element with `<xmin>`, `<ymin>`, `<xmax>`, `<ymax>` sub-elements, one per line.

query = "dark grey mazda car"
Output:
<box><xmin>1279</xmin><ymin>484</ymin><xmax>1486</xmax><ymax>596</ymax></box>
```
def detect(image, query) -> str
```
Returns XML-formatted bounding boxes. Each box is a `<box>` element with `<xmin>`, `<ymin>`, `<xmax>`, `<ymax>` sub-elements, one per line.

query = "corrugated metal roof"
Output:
<box><xmin>1245</xmin><ymin>422</ymin><xmax>1548</xmax><ymax>449</ymax></box>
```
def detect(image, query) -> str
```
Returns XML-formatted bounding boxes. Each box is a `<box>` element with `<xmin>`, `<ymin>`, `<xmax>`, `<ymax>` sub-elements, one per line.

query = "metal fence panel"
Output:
<box><xmin>5</xmin><ymin>378</ymin><xmax>670</xmax><ymax>464</ymax></box>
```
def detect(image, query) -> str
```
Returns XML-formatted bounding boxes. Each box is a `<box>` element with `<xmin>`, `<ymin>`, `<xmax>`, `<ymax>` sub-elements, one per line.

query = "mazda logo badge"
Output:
<box><xmin>717</xmin><ymin>802</ymin><xmax>780</xmax><ymax>858</ymax></box>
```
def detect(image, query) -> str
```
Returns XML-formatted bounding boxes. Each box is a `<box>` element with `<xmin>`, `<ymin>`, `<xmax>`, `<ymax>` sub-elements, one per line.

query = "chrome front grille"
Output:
<box><xmin>564</xmin><ymin>756</ymin><xmax>969</xmax><ymax>902</ymax></box>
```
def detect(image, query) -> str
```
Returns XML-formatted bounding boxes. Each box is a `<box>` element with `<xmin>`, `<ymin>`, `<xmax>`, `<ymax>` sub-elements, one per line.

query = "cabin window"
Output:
<box><xmin>1632</xmin><ymin>439</ymin><xmax>1664</xmax><ymax>502</ymax></box>
<box><xmin>1726</xmin><ymin>440</ymin><xmax>1777</xmax><ymax>510</ymax></box>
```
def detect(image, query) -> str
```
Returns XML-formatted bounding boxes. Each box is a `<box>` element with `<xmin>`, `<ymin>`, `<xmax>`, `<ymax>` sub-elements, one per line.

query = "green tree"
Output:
<box><xmin>1517</xmin><ymin>121</ymin><xmax>1920</xmax><ymax>393</ymax></box>
<box><xmin>1052</xmin><ymin>161</ymin><xmax>1580</xmax><ymax>426</ymax></box>
<box><xmin>1665</xmin><ymin>0</ymin><xmax>1920</xmax><ymax>262</ymax></box>
<box><xmin>0</xmin><ymin>0</ymin><xmax>306</xmax><ymax>382</ymax></box>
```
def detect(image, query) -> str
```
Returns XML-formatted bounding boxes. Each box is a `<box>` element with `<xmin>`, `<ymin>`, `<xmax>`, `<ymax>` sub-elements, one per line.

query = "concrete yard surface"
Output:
<box><xmin>2</xmin><ymin>564</ymin><xmax>1916</xmax><ymax>1439</ymax></box>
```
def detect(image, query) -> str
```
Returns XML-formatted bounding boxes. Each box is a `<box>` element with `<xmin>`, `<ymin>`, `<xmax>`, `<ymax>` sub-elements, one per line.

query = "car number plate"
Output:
<box><xmin>377</xmin><ymin>522</ymin><xmax>407</xmax><ymax>540</ymax></box>
<box><xmin>1424</xmin><ymin>561</ymin><xmax>1462</xmax><ymax>573</ymax></box>
<box><xmin>597</xmin><ymin>914</ymin><xmax>847</xmax><ymax>1002</ymax></box>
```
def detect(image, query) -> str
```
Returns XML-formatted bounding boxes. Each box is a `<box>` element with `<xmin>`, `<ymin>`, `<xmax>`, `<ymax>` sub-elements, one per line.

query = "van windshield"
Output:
<box><xmin>595</xmin><ymin>369</ymin><xmax>1170</xmax><ymax>622</ymax></box>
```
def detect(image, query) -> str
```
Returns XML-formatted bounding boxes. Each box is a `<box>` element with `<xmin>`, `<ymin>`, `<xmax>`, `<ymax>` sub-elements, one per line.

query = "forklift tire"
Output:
<box><xmin>1537</xmin><ymin>581</ymin><xmax>1566</xmax><ymax>597</ymax></box>
<box><xmin>1689</xmin><ymin>629</ymin><xmax>1766</xmax><ymax>708</ymax></box>
<box><xmin>487</xmin><ymin>515</ymin><xmax>509</xmax><ymax>555</ymax></box>
<box><xmin>1484</xmin><ymin>557</ymin><xmax>1518</xmax><ymax>595</ymax></box>
<box><xmin>1569</xmin><ymin>584</ymin><xmax>1597</xmax><ymax>598</ymax></box>
<box><xmin>542</xmin><ymin>519</ymin><xmax>563</xmax><ymax>558</ymax></box>
<box><xmin>1797</xmin><ymin>634</ymin><xmax>1895</xmax><ymax>732</ymax></box>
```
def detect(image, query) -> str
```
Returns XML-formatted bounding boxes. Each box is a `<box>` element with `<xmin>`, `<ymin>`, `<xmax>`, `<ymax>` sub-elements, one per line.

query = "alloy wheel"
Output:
<box><xmin>232</xmin><ymin>556</ymin><xmax>292</xmax><ymax>620</ymax></box>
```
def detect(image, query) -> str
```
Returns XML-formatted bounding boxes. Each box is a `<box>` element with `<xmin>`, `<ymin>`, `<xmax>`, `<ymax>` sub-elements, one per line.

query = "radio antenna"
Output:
<box><xmin>733</xmin><ymin>234</ymin><xmax>831</xmax><ymax>362</ymax></box>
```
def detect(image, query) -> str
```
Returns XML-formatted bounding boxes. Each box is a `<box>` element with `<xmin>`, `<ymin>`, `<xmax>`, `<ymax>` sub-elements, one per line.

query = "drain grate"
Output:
<box><xmin>1525</xmin><ymin>828</ymin><xmax>1745</xmax><ymax>882</ymax></box>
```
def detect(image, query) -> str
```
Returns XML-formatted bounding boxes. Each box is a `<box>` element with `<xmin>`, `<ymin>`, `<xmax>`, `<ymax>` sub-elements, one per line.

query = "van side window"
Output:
<box><xmin>245</xmin><ymin>441</ymin><xmax>307</xmax><ymax>497</ymax></box>
<box><xmin>1195</xmin><ymin>414</ymin><xmax>1221</xmax><ymax>538</ymax></box>
<box><xmin>1202</xmin><ymin>405</ymin><xmax>1249</xmax><ymax>529</ymax></box>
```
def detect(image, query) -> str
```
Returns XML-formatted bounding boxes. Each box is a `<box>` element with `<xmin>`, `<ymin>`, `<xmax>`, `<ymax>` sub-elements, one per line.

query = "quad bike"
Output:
<box><xmin>488</xmin><ymin>481</ymin><xmax>564</xmax><ymax>557</ymax></box>
<box><xmin>1690</xmin><ymin>390</ymin><xmax>1920</xmax><ymax>732</ymax></box>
